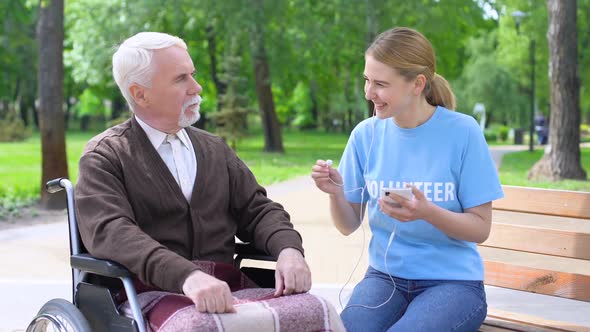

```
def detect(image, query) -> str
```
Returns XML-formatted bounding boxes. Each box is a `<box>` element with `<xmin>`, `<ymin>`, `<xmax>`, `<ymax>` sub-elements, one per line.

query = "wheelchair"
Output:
<box><xmin>26</xmin><ymin>178</ymin><xmax>277</xmax><ymax>332</ymax></box>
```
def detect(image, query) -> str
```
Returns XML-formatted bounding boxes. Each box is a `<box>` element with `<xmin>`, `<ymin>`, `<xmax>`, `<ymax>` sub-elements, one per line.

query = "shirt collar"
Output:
<box><xmin>135</xmin><ymin>116</ymin><xmax>191</xmax><ymax>150</ymax></box>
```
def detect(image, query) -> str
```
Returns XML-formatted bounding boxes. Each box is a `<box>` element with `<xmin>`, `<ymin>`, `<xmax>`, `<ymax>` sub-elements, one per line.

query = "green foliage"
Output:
<box><xmin>484</xmin><ymin>129</ymin><xmax>498</xmax><ymax>143</ymax></box>
<box><xmin>580</xmin><ymin>0</ymin><xmax>590</xmax><ymax>118</ymax></box>
<box><xmin>500</xmin><ymin>148</ymin><xmax>590</xmax><ymax>191</ymax></box>
<box><xmin>498</xmin><ymin>125</ymin><xmax>510</xmax><ymax>141</ymax></box>
<box><xmin>0</xmin><ymin>131</ymin><xmax>91</xmax><ymax>219</ymax></box>
<box><xmin>454</xmin><ymin>31</ymin><xmax>528</xmax><ymax>126</ymax></box>
<box><xmin>289</xmin><ymin>82</ymin><xmax>314</xmax><ymax>130</ymax></box>
<box><xmin>233</xmin><ymin>129</ymin><xmax>348</xmax><ymax>185</ymax></box>
<box><xmin>61</xmin><ymin>0</ymin><xmax>494</xmax><ymax>133</ymax></box>
<box><xmin>0</xmin><ymin>187</ymin><xmax>36</xmax><ymax>219</ymax></box>
<box><xmin>272</xmin><ymin>86</ymin><xmax>292</xmax><ymax>125</ymax></box>
<box><xmin>210</xmin><ymin>40</ymin><xmax>252</xmax><ymax>150</ymax></box>
<box><xmin>495</xmin><ymin>0</ymin><xmax>551</xmax><ymax>119</ymax></box>
<box><xmin>77</xmin><ymin>88</ymin><xmax>104</xmax><ymax>116</ymax></box>
<box><xmin>483</xmin><ymin>124</ymin><xmax>511</xmax><ymax>143</ymax></box>
<box><xmin>0</xmin><ymin>1</ymin><xmax>37</xmax><ymax>121</ymax></box>
<box><xmin>0</xmin><ymin>130</ymin><xmax>349</xmax><ymax>216</ymax></box>
<box><xmin>0</xmin><ymin>106</ymin><xmax>31</xmax><ymax>142</ymax></box>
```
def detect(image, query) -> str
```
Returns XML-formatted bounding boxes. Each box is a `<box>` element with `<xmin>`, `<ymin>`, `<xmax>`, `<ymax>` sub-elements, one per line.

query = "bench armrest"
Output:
<box><xmin>235</xmin><ymin>243</ymin><xmax>276</xmax><ymax>262</ymax></box>
<box><xmin>70</xmin><ymin>253</ymin><xmax>132</xmax><ymax>279</ymax></box>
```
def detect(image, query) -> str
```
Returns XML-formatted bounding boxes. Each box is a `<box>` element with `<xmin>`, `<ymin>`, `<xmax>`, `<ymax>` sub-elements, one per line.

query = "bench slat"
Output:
<box><xmin>495</xmin><ymin>186</ymin><xmax>590</xmax><ymax>219</ymax></box>
<box><xmin>483</xmin><ymin>308</ymin><xmax>590</xmax><ymax>332</ymax></box>
<box><xmin>484</xmin><ymin>260</ymin><xmax>590</xmax><ymax>301</ymax></box>
<box><xmin>479</xmin><ymin>247</ymin><xmax>590</xmax><ymax>276</ymax></box>
<box><xmin>481</xmin><ymin>223</ymin><xmax>590</xmax><ymax>260</ymax></box>
<box><xmin>493</xmin><ymin>210</ymin><xmax>590</xmax><ymax>233</ymax></box>
<box><xmin>483</xmin><ymin>186</ymin><xmax>590</xmax><ymax>331</ymax></box>
<box><xmin>479</xmin><ymin>323</ymin><xmax>523</xmax><ymax>331</ymax></box>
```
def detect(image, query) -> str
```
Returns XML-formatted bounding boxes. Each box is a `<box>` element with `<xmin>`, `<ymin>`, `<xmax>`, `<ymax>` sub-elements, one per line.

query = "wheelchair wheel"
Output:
<box><xmin>26</xmin><ymin>298</ymin><xmax>91</xmax><ymax>332</ymax></box>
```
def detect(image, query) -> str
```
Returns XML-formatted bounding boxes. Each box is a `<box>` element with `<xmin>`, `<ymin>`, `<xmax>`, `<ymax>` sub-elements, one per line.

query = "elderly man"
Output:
<box><xmin>75</xmin><ymin>32</ymin><xmax>311</xmax><ymax>315</ymax></box>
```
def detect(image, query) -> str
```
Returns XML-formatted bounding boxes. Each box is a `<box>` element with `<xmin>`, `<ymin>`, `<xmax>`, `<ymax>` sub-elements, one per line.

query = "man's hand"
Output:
<box><xmin>182</xmin><ymin>270</ymin><xmax>236</xmax><ymax>313</ymax></box>
<box><xmin>274</xmin><ymin>248</ymin><xmax>311</xmax><ymax>297</ymax></box>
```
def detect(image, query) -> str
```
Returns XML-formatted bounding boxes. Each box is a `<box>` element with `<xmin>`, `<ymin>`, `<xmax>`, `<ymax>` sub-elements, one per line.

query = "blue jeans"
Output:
<box><xmin>341</xmin><ymin>267</ymin><xmax>487</xmax><ymax>332</ymax></box>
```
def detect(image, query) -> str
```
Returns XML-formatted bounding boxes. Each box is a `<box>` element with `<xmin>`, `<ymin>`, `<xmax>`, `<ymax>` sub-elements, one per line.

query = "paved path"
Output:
<box><xmin>1</xmin><ymin>145</ymin><xmax>588</xmax><ymax>330</ymax></box>
<box><xmin>488</xmin><ymin>145</ymin><xmax>528</xmax><ymax>169</ymax></box>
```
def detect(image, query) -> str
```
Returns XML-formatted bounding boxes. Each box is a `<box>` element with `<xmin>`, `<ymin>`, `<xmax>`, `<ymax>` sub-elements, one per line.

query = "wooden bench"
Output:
<box><xmin>479</xmin><ymin>185</ymin><xmax>590</xmax><ymax>332</ymax></box>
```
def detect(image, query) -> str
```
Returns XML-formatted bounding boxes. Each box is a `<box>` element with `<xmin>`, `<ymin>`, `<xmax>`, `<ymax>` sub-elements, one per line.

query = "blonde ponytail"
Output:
<box><xmin>427</xmin><ymin>73</ymin><xmax>456</xmax><ymax>110</ymax></box>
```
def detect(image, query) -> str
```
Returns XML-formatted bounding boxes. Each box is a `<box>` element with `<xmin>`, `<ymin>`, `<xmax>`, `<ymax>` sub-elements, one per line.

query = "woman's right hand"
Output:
<box><xmin>311</xmin><ymin>160</ymin><xmax>344</xmax><ymax>196</ymax></box>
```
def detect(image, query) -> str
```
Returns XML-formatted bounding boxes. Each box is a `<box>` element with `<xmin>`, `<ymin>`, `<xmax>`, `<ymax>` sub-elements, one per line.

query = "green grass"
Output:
<box><xmin>0</xmin><ymin>131</ymin><xmax>97</xmax><ymax>217</ymax></box>
<box><xmin>233</xmin><ymin>130</ymin><xmax>348</xmax><ymax>185</ymax></box>
<box><xmin>0</xmin><ymin>129</ymin><xmax>348</xmax><ymax>217</ymax></box>
<box><xmin>487</xmin><ymin>140</ymin><xmax>515</xmax><ymax>146</ymax></box>
<box><xmin>0</xmin><ymin>131</ymin><xmax>96</xmax><ymax>197</ymax></box>
<box><xmin>499</xmin><ymin>148</ymin><xmax>590</xmax><ymax>191</ymax></box>
<box><xmin>1</xmin><ymin>128</ymin><xmax>588</xmax><ymax>218</ymax></box>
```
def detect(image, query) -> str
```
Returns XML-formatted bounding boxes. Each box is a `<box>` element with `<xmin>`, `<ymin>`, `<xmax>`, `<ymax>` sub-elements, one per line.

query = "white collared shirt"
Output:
<box><xmin>136</xmin><ymin>116</ymin><xmax>197</xmax><ymax>201</ymax></box>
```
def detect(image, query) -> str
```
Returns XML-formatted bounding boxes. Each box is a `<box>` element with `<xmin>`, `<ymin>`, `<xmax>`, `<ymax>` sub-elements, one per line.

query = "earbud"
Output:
<box><xmin>326</xmin><ymin>159</ymin><xmax>333</xmax><ymax>167</ymax></box>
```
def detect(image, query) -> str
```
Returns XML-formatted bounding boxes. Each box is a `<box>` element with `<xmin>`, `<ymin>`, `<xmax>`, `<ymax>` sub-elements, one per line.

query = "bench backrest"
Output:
<box><xmin>494</xmin><ymin>185</ymin><xmax>590</xmax><ymax>218</ymax></box>
<box><xmin>481</xmin><ymin>185</ymin><xmax>590</xmax><ymax>302</ymax></box>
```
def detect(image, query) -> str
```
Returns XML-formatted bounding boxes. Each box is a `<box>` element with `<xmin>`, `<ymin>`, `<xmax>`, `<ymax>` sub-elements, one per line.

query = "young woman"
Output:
<box><xmin>311</xmin><ymin>27</ymin><xmax>503</xmax><ymax>331</ymax></box>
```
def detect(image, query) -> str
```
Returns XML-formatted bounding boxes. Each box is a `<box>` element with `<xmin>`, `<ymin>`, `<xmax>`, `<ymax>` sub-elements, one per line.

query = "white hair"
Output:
<box><xmin>112</xmin><ymin>32</ymin><xmax>187</xmax><ymax>111</ymax></box>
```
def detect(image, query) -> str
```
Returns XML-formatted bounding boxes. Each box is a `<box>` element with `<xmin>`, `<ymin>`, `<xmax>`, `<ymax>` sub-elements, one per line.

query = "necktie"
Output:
<box><xmin>166</xmin><ymin>134</ymin><xmax>192</xmax><ymax>201</ymax></box>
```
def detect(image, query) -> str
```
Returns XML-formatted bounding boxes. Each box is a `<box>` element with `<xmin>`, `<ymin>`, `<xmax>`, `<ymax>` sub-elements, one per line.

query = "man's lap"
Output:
<box><xmin>116</xmin><ymin>261</ymin><xmax>345</xmax><ymax>332</ymax></box>
<box><xmin>118</xmin><ymin>288</ymin><xmax>345</xmax><ymax>332</ymax></box>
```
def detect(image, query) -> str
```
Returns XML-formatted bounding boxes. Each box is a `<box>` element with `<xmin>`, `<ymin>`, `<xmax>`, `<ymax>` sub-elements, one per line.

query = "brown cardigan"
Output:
<box><xmin>75</xmin><ymin>117</ymin><xmax>303</xmax><ymax>293</ymax></box>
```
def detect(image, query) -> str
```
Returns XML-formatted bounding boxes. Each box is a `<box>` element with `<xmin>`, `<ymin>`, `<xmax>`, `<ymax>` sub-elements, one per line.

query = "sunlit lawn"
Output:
<box><xmin>499</xmin><ymin>147</ymin><xmax>590</xmax><ymax>191</ymax></box>
<box><xmin>0</xmin><ymin>131</ymin><xmax>91</xmax><ymax>200</ymax></box>
<box><xmin>235</xmin><ymin>130</ymin><xmax>347</xmax><ymax>185</ymax></box>
<box><xmin>0</xmin><ymin>129</ymin><xmax>349</xmax><ymax>203</ymax></box>
<box><xmin>1</xmin><ymin>129</ymin><xmax>588</xmax><ymax>217</ymax></box>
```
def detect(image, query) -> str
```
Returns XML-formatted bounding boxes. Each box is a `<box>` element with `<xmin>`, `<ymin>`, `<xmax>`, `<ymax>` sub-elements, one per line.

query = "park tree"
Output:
<box><xmin>529</xmin><ymin>0</ymin><xmax>586</xmax><ymax>181</ymax></box>
<box><xmin>249</xmin><ymin>0</ymin><xmax>283</xmax><ymax>152</ymax></box>
<box><xmin>62</xmin><ymin>0</ymin><xmax>499</xmax><ymax>137</ymax></box>
<box><xmin>454</xmin><ymin>31</ymin><xmax>528</xmax><ymax>126</ymax></box>
<box><xmin>0</xmin><ymin>1</ymin><xmax>37</xmax><ymax>129</ymax></box>
<box><xmin>210</xmin><ymin>39</ymin><xmax>252</xmax><ymax>150</ymax></box>
<box><xmin>579</xmin><ymin>0</ymin><xmax>590</xmax><ymax>124</ymax></box>
<box><xmin>37</xmin><ymin>0</ymin><xmax>68</xmax><ymax>209</ymax></box>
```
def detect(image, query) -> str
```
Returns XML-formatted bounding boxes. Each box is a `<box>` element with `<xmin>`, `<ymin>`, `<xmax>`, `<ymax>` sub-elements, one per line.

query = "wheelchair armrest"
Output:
<box><xmin>235</xmin><ymin>242</ymin><xmax>276</xmax><ymax>262</ymax></box>
<box><xmin>71</xmin><ymin>253</ymin><xmax>132</xmax><ymax>279</ymax></box>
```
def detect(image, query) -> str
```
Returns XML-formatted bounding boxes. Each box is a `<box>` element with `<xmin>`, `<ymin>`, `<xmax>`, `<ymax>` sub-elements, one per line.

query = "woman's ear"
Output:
<box><xmin>129</xmin><ymin>84</ymin><xmax>149</xmax><ymax>108</ymax></box>
<box><xmin>413</xmin><ymin>74</ymin><xmax>427</xmax><ymax>96</ymax></box>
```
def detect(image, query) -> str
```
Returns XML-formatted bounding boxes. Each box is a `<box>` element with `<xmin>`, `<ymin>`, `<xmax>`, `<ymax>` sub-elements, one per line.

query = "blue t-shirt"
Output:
<box><xmin>338</xmin><ymin>106</ymin><xmax>504</xmax><ymax>281</ymax></box>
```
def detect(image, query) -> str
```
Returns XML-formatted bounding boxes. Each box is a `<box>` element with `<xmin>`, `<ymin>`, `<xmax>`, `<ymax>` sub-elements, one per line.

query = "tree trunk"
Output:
<box><xmin>310</xmin><ymin>78</ymin><xmax>318</xmax><ymax>128</ymax></box>
<box><xmin>14</xmin><ymin>77</ymin><xmax>29</xmax><ymax>126</ymax></box>
<box><xmin>64</xmin><ymin>83</ymin><xmax>71</xmax><ymax>130</ymax></box>
<box><xmin>79</xmin><ymin>114</ymin><xmax>90</xmax><ymax>131</ymax></box>
<box><xmin>37</xmin><ymin>0</ymin><xmax>68</xmax><ymax>209</ymax></box>
<box><xmin>529</xmin><ymin>0</ymin><xmax>586</xmax><ymax>181</ymax></box>
<box><xmin>32</xmin><ymin>99</ymin><xmax>39</xmax><ymax>129</ymax></box>
<box><xmin>250</xmin><ymin>0</ymin><xmax>283</xmax><ymax>153</ymax></box>
<box><xmin>206</xmin><ymin>23</ymin><xmax>227</xmax><ymax>112</ymax></box>
<box><xmin>111</xmin><ymin>94</ymin><xmax>127</xmax><ymax>120</ymax></box>
<box><xmin>19</xmin><ymin>98</ymin><xmax>28</xmax><ymax>127</ymax></box>
<box><xmin>365</xmin><ymin>0</ymin><xmax>378</xmax><ymax>118</ymax></box>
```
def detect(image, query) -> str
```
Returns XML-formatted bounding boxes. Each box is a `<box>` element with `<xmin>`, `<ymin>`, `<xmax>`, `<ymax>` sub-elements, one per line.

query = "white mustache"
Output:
<box><xmin>183</xmin><ymin>95</ymin><xmax>202</xmax><ymax>111</ymax></box>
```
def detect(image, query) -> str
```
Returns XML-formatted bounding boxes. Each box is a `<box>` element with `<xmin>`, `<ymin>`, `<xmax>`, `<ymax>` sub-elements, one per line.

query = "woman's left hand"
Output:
<box><xmin>378</xmin><ymin>185</ymin><xmax>433</xmax><ymax>222</ymax></box>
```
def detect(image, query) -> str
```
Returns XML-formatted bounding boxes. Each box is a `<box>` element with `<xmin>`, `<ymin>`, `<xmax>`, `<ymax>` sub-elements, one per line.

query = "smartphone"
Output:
<box><xmin>381</xmin><ymin>187</ymin><xmax>414</xmax><ymax>207</ymax></box>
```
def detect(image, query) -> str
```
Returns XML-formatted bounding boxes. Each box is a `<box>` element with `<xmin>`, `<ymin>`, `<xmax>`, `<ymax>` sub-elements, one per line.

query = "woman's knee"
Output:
<box><xmin>389</xmin><ymin>281</ymin><xmax>487</xmax><ymax>332</ymax></box>
<box><xmin>341</xmin><ymin>270</ymin><xmax>408</xmax><ymax>331</ymax></box>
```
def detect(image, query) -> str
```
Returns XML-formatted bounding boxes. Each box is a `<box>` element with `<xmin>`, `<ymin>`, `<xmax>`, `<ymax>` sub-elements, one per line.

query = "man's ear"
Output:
<box><xmin>129</xmin><ymin>84</ymin><xmax>149</xmax><ymax>108</ymax></box>
<box><xmin>413</xmin><ymin>74</ymin><xmax>427</xmax><ymax>96</ymax></box>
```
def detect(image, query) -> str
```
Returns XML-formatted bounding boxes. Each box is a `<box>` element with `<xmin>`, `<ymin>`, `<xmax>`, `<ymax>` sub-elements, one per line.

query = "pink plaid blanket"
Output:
<box><xmin>116</xmin><ymin>261</ymin><xmax>344</xmax><ymax>332</ymax></box>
